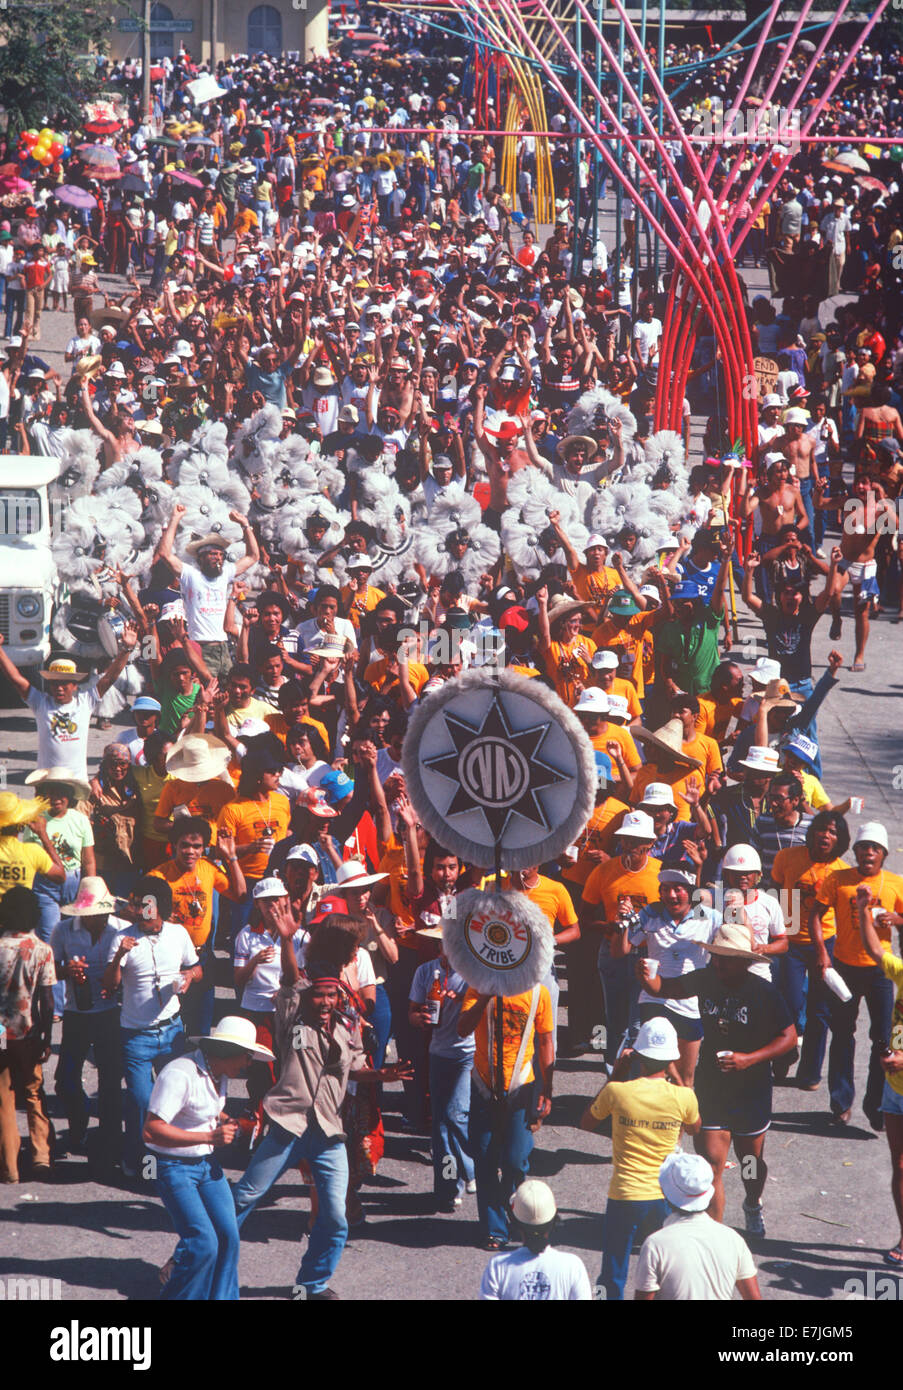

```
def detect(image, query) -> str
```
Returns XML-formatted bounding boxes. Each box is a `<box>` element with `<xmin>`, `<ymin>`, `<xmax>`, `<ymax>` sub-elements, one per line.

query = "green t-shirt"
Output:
<box><xmin>655</xmin><ymin>605</ymin><xmax>722</xmax><ymax>694</ymax></box>
<box><xmin>157</xmin><ymin>677</ymin><xmax>201</xmax><ymax>738</ymax></box>
<box><xmin>24</xmin><ymin>808</ymin><xmax>93</xmax><ymax>876</ymax></box>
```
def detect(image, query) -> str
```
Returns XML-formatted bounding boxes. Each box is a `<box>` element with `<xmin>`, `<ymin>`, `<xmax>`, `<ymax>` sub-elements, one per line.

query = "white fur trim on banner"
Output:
<box><xmin>401</xmin><ymin>668</ymin><xmax>596</xmax><ymax>870</ymax></box>
<box><xmin>442</xmin><ymin>888</ymin><xmax>554</xmax><ymax>996</ymax></box>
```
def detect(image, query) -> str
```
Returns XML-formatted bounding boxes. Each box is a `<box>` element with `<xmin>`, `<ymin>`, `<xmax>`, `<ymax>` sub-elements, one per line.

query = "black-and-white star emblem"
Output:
<box><xmin>422</xmin><ymin>693</ymin><xmax>569</xmax><ymax>841</ymax></box>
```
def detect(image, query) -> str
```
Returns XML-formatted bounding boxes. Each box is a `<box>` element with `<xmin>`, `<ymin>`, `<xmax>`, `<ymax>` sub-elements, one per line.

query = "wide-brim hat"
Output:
<box><xmin>305</xmin><ymin>634</ymin><xmax>348</xmax><ymax>659</ymax></box>
<box><xmin>194</xmin><ymin>1014</ymin><xmax>275</xmax><ymax>1060</ymax></box>
<box><xmin>75</xmin><ymin>354</ymin><xmax>104</xmax><ymax>379</ymax></box>
<box><xmin>165</xmin><ymin>733</ymin><xmax>232</xmax><ymax>783</ymax></box>
<box><xmin>760</xmin><ymin>679</ymin><xmax>801</xmax><ymax>711</ymax></box>
<box><xmin>633</xmin><ymin>719</ymin><xmax>702</xmax><ymax>769</ymax></box>
<box><xmin>185</xmin><ymin>532</ymin><xmax>230</xmax><ymax>558</ymax></box>
<box><xmin>0</xmin><ymin>792</ymin><xmax>50</xmax><ymax>832</ymax></box>
<box><xmin>39</xmin><ymin>657</ymin><xmax>89</xmax><ymax>683</ymax></box>
<box><xmin>334</xmin><ymin>859</ymin><xmax>388</xmax><ymax>891</ymax></box>
<box><xmin>25</xmin><ymin>766</ymin><xmax>91</xmax><ymax>803</ymax></box>
<box><xmin>702</xmin><ymin>921</ymin><xmax>760</xmax><ymax>962</ymax></box>
<box><xmin>555</xmin><ymin>433</ymin><xmax>598</xmax><ymax>463</ymax></box>
<box><xmin>547</xmin><ymin>594</ymin><xmax>595</xmax><ymax>628</ymax></box>
<box><xmin>59</xmin><ymin>874</ymin><xmax>116</xmax><ymax>917</ymax></box>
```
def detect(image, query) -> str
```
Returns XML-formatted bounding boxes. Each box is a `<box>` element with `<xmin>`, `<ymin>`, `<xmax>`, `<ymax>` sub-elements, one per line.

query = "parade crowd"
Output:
<box><xmin>1</xmin><ymin>8</ymin><xmax>903</xmax><ymax>1302</ymax></box>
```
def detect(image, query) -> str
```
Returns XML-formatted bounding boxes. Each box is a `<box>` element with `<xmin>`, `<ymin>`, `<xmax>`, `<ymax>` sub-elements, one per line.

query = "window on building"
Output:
<box><xmin>248</xmin><ymin>4</ymin><xmax>282</xmax><ymax>55</ymax></box>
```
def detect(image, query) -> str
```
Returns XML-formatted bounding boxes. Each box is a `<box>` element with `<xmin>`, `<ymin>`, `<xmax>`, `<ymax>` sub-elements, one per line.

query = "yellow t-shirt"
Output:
<box><xmin>572</xmin><ymin>564</ymin><xmax>621</xmax><ymax>614</ymax></box>
<box><xmin>0</xmin><ymin>839</ymin><xmax>52</xmax><ymax>898</ymax></box>
<box><xmin>696</xmin><ymin>695</ymin><xmax>744</xmax><ymax>741</ymax></box>
<box><xmin>465</xmin><ymin>985</ymin><xmax>553</xmax><ymax>1092</ymax></box>
<box><xmin>591</xmin><ymin>725</ymin><xmax>641</xmax><ymax>772</ymax></box>
<box><xmin>630</xmin><ymin>763</ymin><xmax>699</xmax><ymax>822</ymax></box>
<box><xmin>770</xmin><ymin>847</ymin><xmax>843</xmax><ymax>945</ymax></box>
<box><xmin>611</xmin><ymin>677</ymin><xmax>642</xmax><ymax>720</ymax></box>
<box><xmin>225</xmin><ymin>695</ymin><xmax>278</xmax><ymax>731</ymax></box>
<box><xmin>799</xmin><ymin>771</ymin><xmax>830</xmax><ymax>812</ymax></box>
<box><xmin>216</xmin><ymin>793</ymin><xmax>291</xmax><ymax>880</ymax></box>
<box><xmin>363</xmin><ymin>657</ymin><xmax>429</xmax><ymax>698</ymax></box>
<box><xmin>341</xmin><ymin>584</ymin><xmax>386</xmax><ymax>633</ymax></box>
<box><xmin>590</xmin><ymin>1076</ymin><xmax>700</xmax><ymax>1200</ymax></box>
<box><xmin>682</xmin><ymin>731</ymin><xmax>723</xmax><ymax>778</ymax></box>
<box><xmin>150</xmin><ymin>856</ymin><xmax>233</xmax><ymax>948</ymax></box>
<box><xmin>582</xmin><ymin>855</ymin><xmax>662</xmax><ymax>920</ymax></box>
<box><xmin>817</xmin><ymin>867</ymin><xmax>903</xmax><ymax>969</ymax></box>
<box><xmin>883</xmin><ymin>952</ymin><xmax>903</xmax><ymax>1096</ymax></box>
<box><xmin>544</xmin><ymin>636</ymin><xmax>597</xmax><ymax>706</ymax></box>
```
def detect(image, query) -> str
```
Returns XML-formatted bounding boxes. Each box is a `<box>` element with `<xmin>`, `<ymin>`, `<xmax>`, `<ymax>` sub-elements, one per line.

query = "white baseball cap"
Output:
<box><xmin>634</xmin><ymin>1015</ymin><xmax>681</xmax><ymax>1062</ymax></box>
<box><xmin>252</xmin><ymin>876</ymin><xmax>289</xmax><ymax>899</ymax></box>
<box><xmin>617</xmin><ymin>810</ymin><xmax>656</xmax><ymax>840</ymax></box>
<box><xmin>638</xmin><ymin>782</ymin><xmax>677</xmax><ymax>810</ymax></box>
<box><xmin>853</xmin><ymin>821</ymin><xmax>889</xmax><ymax>852</ymax></box>
<box><xmin>510</xmin><ymin>1179</ymin><xmax>557</xmax><ymax>1227</ymax></box>
<box><xmin>591</xmin><ymin>650</ymin><xmax>619</xmax><ymax>671</ymax></box>
<box><xmin>722</xmin><ymin>844</ymin><xmax>762</xmax><ymax>873</ymax></box>
<box><xmin>605</xmin><ymin>694</ymin><xmax>630</xmax><ymax>723</ymax></box>
<box><xmin>286</xmin><ymin>843</ymin><xmax>319</xmax><ymax>865</ymax></box>
<box><xmin>585</xmin><ymin>533</ymin><xmax>608</xmax><ymax>551</ymax></box>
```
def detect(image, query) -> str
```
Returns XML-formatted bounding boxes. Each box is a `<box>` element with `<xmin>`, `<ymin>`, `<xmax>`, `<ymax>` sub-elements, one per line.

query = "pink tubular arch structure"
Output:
<box><xmin>446</xmin><ymin>0</ymin><xmax>889</xmax><ymax>453</ymax></box>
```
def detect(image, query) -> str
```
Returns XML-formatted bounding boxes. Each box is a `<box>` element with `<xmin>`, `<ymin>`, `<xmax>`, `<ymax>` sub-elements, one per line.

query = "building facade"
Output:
<box><xmin>108</xmin><ymin>0</ymin><xmax>329</xmax><ymax>66</ymax></box>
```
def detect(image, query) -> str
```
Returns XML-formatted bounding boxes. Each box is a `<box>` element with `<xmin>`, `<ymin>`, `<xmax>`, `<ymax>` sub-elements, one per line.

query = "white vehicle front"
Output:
<box><xmin>0</xmin><ymin>456</ymin><xmax>60</xmax><ymax>671</ymax></box>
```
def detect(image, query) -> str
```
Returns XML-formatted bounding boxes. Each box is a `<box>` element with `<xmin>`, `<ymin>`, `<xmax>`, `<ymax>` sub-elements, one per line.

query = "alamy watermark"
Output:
<box><xmin>689</xmin><ymin>103</ymin><xmax>802</xmax><ymax>158</ymax></box>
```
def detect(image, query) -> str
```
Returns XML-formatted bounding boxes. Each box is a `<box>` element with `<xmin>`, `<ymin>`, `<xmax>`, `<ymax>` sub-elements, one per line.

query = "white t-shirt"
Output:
<box><xmin>295</xmin><ymin>616</ymin><xmax>358</xmax><ymax>654</ymax></box>
<box><xmin>234</xmin><ymin>925</ymin><xmax>308</xmax><ymax>1012</ymax></box>
<box><xmin>180</xmin><ymin>560</ymin><xmax>237</xmax><ymax>643</ymax></box>
<box><xmin>633</xmin><ymin>317</ymin><xmax>662</xmax><ymax>365</ymax></box>
<box><xmin>277</xmin><ymin>761</ymin><xmax>330</xmax><ymax>804</ymax></box>
<box><xmin>108</xmin><ymin>917</ymin><xmax>199</xmax><ymax>1030</ymax></box>
<box><xmin>479</xmin><ymin>1246</ymin><xmax>593</xmax><ymax>1300</ymax></box>
<box><xmin>146</xmin><ymin>1049</ymin><xmax>227</xmax><ymax>1157</ymax></box>
<box><xmin>635</xmin><ymin>1210</ymin><xmax>756</xmax><ymax>1300</ymax></box>
<box><xmin>26</xmin><ymin>684</ymin><xmax>101</xmax><ymax>781</ymax></box>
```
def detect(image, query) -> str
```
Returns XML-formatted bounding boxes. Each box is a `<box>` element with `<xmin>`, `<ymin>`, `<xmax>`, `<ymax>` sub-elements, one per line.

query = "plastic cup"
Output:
<box><xmin>716</xmin><ymin>1050</ymin><xmax>733</xmax><ymax>1062</ymax></box>
<box><xmin>824</xmin><ymin>967</ymin><xmax>853</xmax><ymax>1003</ymax></box>
<box><xmin>850</xmin><ymin>797</ymin><xmax>864</xmax><ymax>814</ymax></box>
<box><xmin>645</xmin><ymin>959</ymin><xmax>660</xmax><ymax>979</ymax></box>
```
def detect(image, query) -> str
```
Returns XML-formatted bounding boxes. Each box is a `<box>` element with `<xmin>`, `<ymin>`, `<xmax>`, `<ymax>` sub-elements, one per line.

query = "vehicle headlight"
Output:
<box><xmin>16</xmin><ymin>595</ymin><xmax>41</xmax><ymax>620</ymax></box>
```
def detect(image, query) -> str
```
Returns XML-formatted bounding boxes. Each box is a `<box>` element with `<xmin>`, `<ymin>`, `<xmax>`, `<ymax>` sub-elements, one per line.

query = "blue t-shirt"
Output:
<box><xmin>677</xmin><ymin>557</ymin><xmax>719</xmax><ymax>605</ymax></box>
<box><xmin>245</xmin><ymin>359</ymin><xmax>292</xmax><ymax>409</ymax></box>
<box><xmin>410</xmin><ymin>960</ymin><xmax>475</xmax><ymax>1061</ymax></box>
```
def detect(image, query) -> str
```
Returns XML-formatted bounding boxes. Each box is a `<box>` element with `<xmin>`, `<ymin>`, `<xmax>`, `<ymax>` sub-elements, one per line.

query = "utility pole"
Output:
<box><xmin>142</xmin><ymin>0</ymin><xmax>151</xmax><ymax>119</ymax></box>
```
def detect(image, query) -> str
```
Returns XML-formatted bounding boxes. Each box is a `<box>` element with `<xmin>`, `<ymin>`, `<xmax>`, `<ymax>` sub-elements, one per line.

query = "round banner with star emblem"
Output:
<box><xmin>402</xmin><ymin>668</ymin><xmax>596</xmax><ymax>870</ymax></box>
<box><xmin>442</xmin><ymin>888</ymin><xmax>555</xmax><ymax>996</ymax></box>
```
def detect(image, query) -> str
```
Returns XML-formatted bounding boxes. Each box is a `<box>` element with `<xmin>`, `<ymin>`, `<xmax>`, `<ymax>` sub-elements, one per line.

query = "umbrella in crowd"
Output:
<box><xmin>53</xmin><ymin>184</ymin><xmax>97</xmax><ymax>210</ymax></box>
<box><xmin>83</xmin><ymin>118</ymin><xmax>122</xmax><ymax>137</ymax></box>
<box><xmin>170</xmin><ymin>169</ymin><xmax>204</xmax><ymax>188</ymax></box>
<box><xmin>148</xmin><ymin>135</ymin><xmax>179</xmax><ymax>148</ymax></box>
<box><xmin>832</xmin><ymin>151</ymin><xmax>870</xmax><ymax>172</ymax></box>
<box><xmin>117</xmin><ymin>172</ymin><xmax>147</xmax><ymax>194</ymax></box>
<box><xmin>0</xmin><ymin>174</ymin><xmax>33</xmax><ymax>196</ymax></box>
<box><xmin>856</xmin><ymin>174</ymin><xmax>888</xmax><ymax>193</ymax></box>
<box><xmin>77</xmin><ymin>144</ymin><xmax>120</xmax><ymax>167</ymax></box>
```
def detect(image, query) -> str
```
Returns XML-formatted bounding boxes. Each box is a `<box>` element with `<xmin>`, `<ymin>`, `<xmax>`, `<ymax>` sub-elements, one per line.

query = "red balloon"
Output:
<box><xmin>49</xmin><ymin>141</ymin><xmax>63</xmax><ymax>158</ymax></box>
<box><xmin>223</xmin><ymin>264</ymin><xmax>235</xmax><ymax>281</ymax></box>
<box><xmin>21</xmin><ymin>131</ymin><xmax>37</xmax><ymax>148</ymax></box>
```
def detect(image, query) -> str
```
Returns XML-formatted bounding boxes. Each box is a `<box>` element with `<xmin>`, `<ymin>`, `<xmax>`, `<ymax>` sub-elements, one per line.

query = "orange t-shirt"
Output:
<box><xmin>591</xmin><ymin>725</ymin><xmax>642</xmax><ymax>772</ymax></box>
<box><xmin>562</xmin><ymin>797</ymin><xmax>632</xmax><ymax>888</ymax></box>
<box><xmin>156</xmin><ymin>777</ymin><xmax>236</xmax><ymax>837</ymax></box>
<box><xmin>464</xmin><ymin>985</ymin><xmax>553</xmax><ymax>1091</ymax></box>
<box><xmin>590</xmin><ymin>611</ymin><xmax>658</xmax><ymax>697</ymax></box>
<box><xmin>771</xmin><ymin>847</ymin><xmax>843</xmax><ymax>946</ymax></box>
<box><xmin>544</xmin><ymin>636</ymin><xmax>597</xmax><ymax>706</ymax></box>
<box><xmin>582</xmin><ymin>854</ymin><xmax>662</xmax><ymax>920</ymax></box>
<box><xmin>150</xmin><ymin>856</ymin><xmax>235</xmax><ymax>948</ymax></box>
<box><xmin>816</xmin><ymin>867</ymin><xmax>903</xmax><ymax>969</ymax></box>
<box><xmin>630</xmin><ymin>763</ymin><xmax>701</xmax><ymax>822</ymax></box>
<box><xmin>216</xmin><ymin>792</ymin><xmax>291</xmax><ymax>879</ymax></box>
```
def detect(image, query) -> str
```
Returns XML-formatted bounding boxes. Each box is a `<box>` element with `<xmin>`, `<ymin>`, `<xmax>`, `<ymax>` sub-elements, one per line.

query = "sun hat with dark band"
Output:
<box><xmin>39</xmin><ymin>657</ymin><xmax>89</xmax><ymax>683</ymax></box>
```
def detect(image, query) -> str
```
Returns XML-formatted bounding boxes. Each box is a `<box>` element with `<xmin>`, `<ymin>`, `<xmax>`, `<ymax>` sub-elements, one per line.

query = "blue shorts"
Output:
<box><xmin>880</xmin><ymin>1079</ymin><xmax>903</xmax><ymax>1116</ymax></box>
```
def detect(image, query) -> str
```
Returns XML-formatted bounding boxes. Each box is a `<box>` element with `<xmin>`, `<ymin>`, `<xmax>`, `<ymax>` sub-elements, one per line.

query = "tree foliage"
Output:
<box><xmin>0</xmin><ymin>3</ymin><xmax>111</xmax><ymax>136</ymax></box>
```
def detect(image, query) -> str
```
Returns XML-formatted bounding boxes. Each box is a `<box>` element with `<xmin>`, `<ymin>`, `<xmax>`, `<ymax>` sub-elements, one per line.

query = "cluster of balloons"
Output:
<box><xmin>18</xmin><ymin>128</ymin><xmax>70</xmax><ymax>167</ymax></box>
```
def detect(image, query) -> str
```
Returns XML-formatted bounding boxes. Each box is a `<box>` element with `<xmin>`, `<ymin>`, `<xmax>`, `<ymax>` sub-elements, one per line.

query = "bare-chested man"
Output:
<box><xmin>830</xmin><ymin>472</ymin><xmax>899</xmax><ymax>670</ymax></box>
<box><xmin>474</xmin><ymin>381</ymin><xmax>533</xmax><ymax>525</ymax></box>
<box><xmin>741</xmin><ymin>455</ymin><xmax>809</xmax><ymax>602</ymax></box>
<box><xmin>780</xmin><ymin>407</ymin><xmax>819</xmax><ymax>539</ymax></box>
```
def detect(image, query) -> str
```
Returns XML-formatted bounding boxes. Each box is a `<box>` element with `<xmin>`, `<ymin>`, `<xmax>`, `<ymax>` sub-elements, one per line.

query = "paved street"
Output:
<box><xmin>1</xmin><ymin>245</ymin><xmax>902</xmax><ymax>1304</ymax></box>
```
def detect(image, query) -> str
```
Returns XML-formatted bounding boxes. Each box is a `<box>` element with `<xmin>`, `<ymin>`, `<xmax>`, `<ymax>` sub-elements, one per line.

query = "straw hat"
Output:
<box><xmin>25</xmin><ymin>766</ymin><xmax>91</xmax><ymax>803</ymax></box>
<box><xmin>75</xmin><ymin>354</ymin><xmax>104</xmax><ymax>379</ymax></box>
<box><xmin>547</xmin><ymin>593</ymin><xmax>595</xmax><ymax>628</ymax></box>
<box><xmin>185</xmin><ymin>532</ymin><xmax>230</xmax><ymax>558</ymax></box>
<box><xmin>632</xmin><ymin>719</ymin><xmax>702</xmax><ymax>769</ymax></box>
<box><xmin>701</xmin><ymin>920</ymin><xmax>760</xmax><ymax>962</ymax></box>
<box><xmin>760</xmin><ymin>679</ymin><xmax>801</xmax><ymax>711</ymax></box>
<box><xmin>60</xmin><ymin>875</ymin><xmax>117</xmax><ymax>918</ymax></box>
<box><xmin>39</xmin><ymin>656</ymin><xmax>89</xmax><ymax>683</ymax></box>
<box><xmin>0</xmin><ymin>792</ymin><xmax>49</xmax><ymax>831</ymax></box>
<box><xmin>555</xmin><ymin>433</ymin><xmax>598</xmax><ymax>463</ymax></box>
<box><xmin>165</xmin><ymin>734</ymin><xmax>232</xmax><ymax>783</ymax></box>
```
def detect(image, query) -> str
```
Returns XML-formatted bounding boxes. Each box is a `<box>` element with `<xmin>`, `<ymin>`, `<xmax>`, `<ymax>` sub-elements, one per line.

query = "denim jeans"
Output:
<box><xmin>780</xmin><ymin>938</ymin><xmax>834</xmax><ymax>1085</ymax></box>
<box><xmin>34</xmin><ymin>870</ymin><xmax>80</xmax><ymax>1015</ymax></box>
<box><xmin>155</xmin><ymin>1155</ymin><xmax>240</xmax><ymax>1300</ymax></box>
<box><xmin>597</xmin><ymin>942</ymin><xmax>640</xmax><ymax>1065</ymax></box>
<box><xmin>56</xmin><ymin>1008</ymin><xmax>122</xmax><ymax>1150</ymax></box>
<box><xmin>233</xmin><ymin>1118</ymin><xmax>349</xmax><ymax>1294</ymax></box>
<box><xmin>4</xmin><ymin>289</ymin><xmax>24</xmax><ymax>338</ymax></box>
<box><xmin>827</xmin><ymin>959</ymin><xmax>893</xmax><ymax>1115</ymax></box>
<box><xmin>370</xmin><ymin>982</ymin><xmax>392</xmax><ymax>1070</ymax></box>
<box><xmin>469</xmin><ymin>1083</ymin><xmax>534</xmax><ymax>1242</ymax></box>
<box><xmin>787</xmin><ymin>678</ymin><xmax>818</xmax><ymax>768</ymax></box>
<box><xmin>430</xmin><ymin>1054</ymin><xmax>474</xmax><ymax>1203</ymax></box>
<box><xmin>601</xmin><ymin>1196</ymin><xmax>670</xmax><ymax>1300</ymax></box>
<box><xmin>121</xmin><ymin>1017</ymin><xmax>186</xmax><ymax>1170</ymax></box>
<box><xmin>798</xmin><ymin>476</ymin><xmax>816</xmax><ymax>543</ymax></box>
